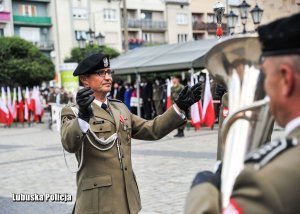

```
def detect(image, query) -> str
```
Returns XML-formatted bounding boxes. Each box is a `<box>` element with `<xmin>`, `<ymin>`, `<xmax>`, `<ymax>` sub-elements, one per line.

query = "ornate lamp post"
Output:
<box><xmin>86</xmin><ymin>28</ymin><xmax>95</xmax><ymax>46</ymax></box>
<box><xmin>77</xmin><ymin>36</ymin><xmax>86</xmax><ymax>49</ymax></box>
<box><xmin>226</xmin><ymin>0</ymin><xmax>263</xmax><ymax>34</ymax></box>
<box><xmin>227</xmin><ymin>10</ymin><xmax>238</xmax><ymax>35</ymax></box>
<box><xmin>250</xmin><ymin>4</ymin><xmax>264</xmax><ymax>27</ymax></box>
<box><xmin>95</xmin><ymin>32</ymin><xmax>105</xmax><ymax>48</ymax></box>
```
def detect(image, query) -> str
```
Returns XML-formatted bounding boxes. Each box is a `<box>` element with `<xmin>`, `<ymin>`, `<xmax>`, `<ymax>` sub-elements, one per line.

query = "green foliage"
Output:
<box><xmin>64</xmin><ymin>45</ymin><xmax>120</xmax><ymax>63</ymax></box>
<box><xmin>0</xmin><ymin>36</ymin><xmax>55</xmax><ymax>87</ymax></box>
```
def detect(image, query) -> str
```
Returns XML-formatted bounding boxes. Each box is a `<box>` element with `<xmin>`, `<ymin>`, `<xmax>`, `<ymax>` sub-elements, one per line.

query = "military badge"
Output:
<box><xmin>103</xmin><ymin>57</ymin><xmax>109</xmax><ymax>67</ymax></box>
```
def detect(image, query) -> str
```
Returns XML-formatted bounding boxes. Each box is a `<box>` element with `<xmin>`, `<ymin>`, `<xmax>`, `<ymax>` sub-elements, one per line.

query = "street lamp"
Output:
<box><xmin>95</xmin><ymin>32</ymin><xmax>105</xmax><ymax>48</ymax></box>
<box><xmin>238</xmin><ymin>0</ymin><xmax>251</xmax><ymax>34</ymax></box>
<box><xmin>227</xmin><ymin>10</ymin><xmax>238</xmax><ymax>34</ymax></box>
<box><xmin>227</xmin><ymin>0</ymin><xmax>263</xmax><ymax>34</ymax></box>
<box><xmin>86</xmin><ymin>28</ymin><xmax>95</xmax><ymax>46</ymax></box>
<box><xmin>77</xmin><ymin>36</ymin><xmax>86</xmax><ymax>49</ymax></box>
<box><xmin>250</xmin><ymin>4</ymin><xmax>264</xmax><ymax>26</ymax></box>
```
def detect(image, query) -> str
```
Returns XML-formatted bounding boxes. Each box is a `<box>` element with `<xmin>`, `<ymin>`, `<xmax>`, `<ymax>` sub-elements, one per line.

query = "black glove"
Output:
<box><xmin>76</xmin><ymin>87</ymin><xmax>95</xmax><ymax>123</ymax></box>
<box><xmin>191</xmin><ymin>162</ymin><xmax>222</xmax><ymax>189</ymax></box>
<box><xmin>174</xmin><ymin>82</ymin><xmax>202</xmax><ymax>111</ymax></box>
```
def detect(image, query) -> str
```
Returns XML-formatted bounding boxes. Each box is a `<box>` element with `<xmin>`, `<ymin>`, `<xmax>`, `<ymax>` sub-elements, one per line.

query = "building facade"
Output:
<box><xmin>0</xmin><ymin>0</ymin><xmax>299</xmax><ymax>86</ymax></box>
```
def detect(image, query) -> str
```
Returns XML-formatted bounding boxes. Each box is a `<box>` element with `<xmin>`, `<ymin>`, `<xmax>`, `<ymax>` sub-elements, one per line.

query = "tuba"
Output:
<box><xmin>205</xmin><ymin>35</ymin><xmax>274</xmax><ymax>208</ymax></box>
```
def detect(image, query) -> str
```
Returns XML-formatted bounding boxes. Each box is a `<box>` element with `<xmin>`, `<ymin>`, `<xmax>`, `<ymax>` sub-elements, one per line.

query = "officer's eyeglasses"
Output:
<box><xmin>95</xmin><ymin>69</ymin><xmax>114</xmax><ymax>78</ymax></box>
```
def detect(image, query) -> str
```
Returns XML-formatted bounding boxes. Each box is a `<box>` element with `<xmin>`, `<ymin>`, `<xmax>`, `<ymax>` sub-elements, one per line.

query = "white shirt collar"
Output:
<box><xmin>93</xmin><ymin>99</ymin><xmax>108</xmax><ymax>108</ymax></box>
<box><xmin>284</xmin><ymin>116</ymin><xmax>300</xmax><ymax>136</ymax></box>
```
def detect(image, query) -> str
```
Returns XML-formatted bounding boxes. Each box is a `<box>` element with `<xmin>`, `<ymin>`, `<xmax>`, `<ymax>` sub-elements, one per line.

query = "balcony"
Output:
<box><xmin>193</xmin><ymin>21</ymin><xmax>227</xmax><ymax>34</ymax></box>
<box><xmin>13</xmin><ymin>15</ymin><xmax>52</xmax><ymax>26</ymax></box>
<box><xmin>0</xmin><ymin>12</ymin><xmax>11</xmax><ymax>22</ymax></box>
<box><xmin>123</xmin><ymin>19</ymin><xmax>167</xmax><ymax>31</ymax></box>
<box><xmin>32</xmin><ymin>40</ymin><xmax>54</xmax><ymax>51</ymax></box>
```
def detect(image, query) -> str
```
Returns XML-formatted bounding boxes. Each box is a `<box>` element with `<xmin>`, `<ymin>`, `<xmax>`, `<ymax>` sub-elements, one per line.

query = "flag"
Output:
<box><xmin>202</xmin><ymin>73</ymin><xmax>215</xmax><ymax>128</ymax></box>
<box><xmin>166</xmin><ymin>78</ymin><xmax>173</xmax><ymax>109</ymax></box>
<box><xmin>6</xmin><ymin>87</ymin><xmax>14</xmax><ymax>125</ymax></box>
<box><xmin>18</xmin><ymin>87</ymin><xmax>24</xmax><ymax>123</ymax></box>
<box><xmin>190</xmin><ymin>75</ymin><xmax>203</xmax><ymax>130</ymax></box>
<box><xmin>0</xmin><ymin>87</ymin><xmax>9</xmax><ymax>124</ymax></box>
<box><xmin>32</xmin><ymin>86</ymin><xmax>43</xmax><ymax>122</ymax></box>
<box><xmin>12</xmin><ymin>88</ymin><xmax>17</xmax><ymax>119</ymax></box>
<box><xmin>24</xmin><ymin>87</ymin><xmax>31</xmax><ymax>123</ymax></box>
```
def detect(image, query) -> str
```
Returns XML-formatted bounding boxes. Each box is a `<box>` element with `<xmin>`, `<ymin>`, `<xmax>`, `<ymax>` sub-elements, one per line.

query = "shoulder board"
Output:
<box><xmin>245</xmin><ymin>138</ymin><xmax>298</xmax><ymax>170</ymax></box>
<box><xmin>108</xmin><ymin>98</ymin><xmax>123</xmax><ymax>103</ymax></box>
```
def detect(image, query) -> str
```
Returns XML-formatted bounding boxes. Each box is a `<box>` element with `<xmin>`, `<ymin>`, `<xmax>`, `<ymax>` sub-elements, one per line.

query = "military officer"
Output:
<box><xmin>185</xmin><ymin>13</ymin><xmax>300</xmax><ymax>214</ymax></box>
<box><xmin>60</xmin><ymin>53</ymin><xmax>202</xmax><ymax>214</ymax></box>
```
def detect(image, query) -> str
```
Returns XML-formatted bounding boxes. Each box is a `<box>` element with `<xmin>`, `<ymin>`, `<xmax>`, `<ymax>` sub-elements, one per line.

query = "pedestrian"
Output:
<box><xmin>152</xmin><ymin>77</ymin><xmax>164</xmax><ymax>116</ymax></box>
<box><xmin>185</xmin><ymin>13</ymin><xmax>300</xmax><ymax>214</ymax></box>
<box><xmin>171</xmin><ymin>75</ymin><xmax>185</xmax><ymax>137</ymax></box>
<box><xmin>60</xmin><ymin>53</ymin><xmax>202</xmax><ymax>214</ymax></box>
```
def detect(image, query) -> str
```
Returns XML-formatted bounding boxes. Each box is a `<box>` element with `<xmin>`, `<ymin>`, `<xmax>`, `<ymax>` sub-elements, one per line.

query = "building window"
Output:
<box><xmin>207</xmin><ymin>14</ymin><xmax>215</xmax><ymax>23</ymax></box>
<box><xmin>0</xmin><ymin>29</ymin><xmax>4</xmax><ymax>37</ymax></box>
<box><xmin>20</xmin><ymin>27</ymin><xmax>40</xmax><ymax>42</ymax></box>
<box><xmin>141</xmin><ymin>11</ymin><xmax>152</xmax><ymax>20</ymax></box>
<box><xmin>75</xmin><ymin>30</ymin><xmax>87</xmax><ymax>40</ymax></box>
<box><xmin>18</xmin><ymin>5</ymin><xmax>37</xmax><ymax>16</ymax></box>
<box><xmin>103</xmin><ymin>9</ymin><xmax>117</xmax><ymax>21</ymax></box>
<box><xmin>177</xmin><ymin>34</ymin><xmax>187</xmax><ymax>43</ymax></box>
<box><xmin>73</xmin><ymin>8</ymin><xmax>88</xmax><ymax>19</ymax></box>
<box><xmin>176</xmin><ymin>13</ymin><xmax>188</xmax><ymax>25</ymax></box>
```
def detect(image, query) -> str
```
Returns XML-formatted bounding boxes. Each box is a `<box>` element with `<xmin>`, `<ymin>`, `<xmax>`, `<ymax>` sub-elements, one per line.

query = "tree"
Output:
<box><xmin>64</xmin><ymin>45</ymin><xmax>120</xmax><ymax>63</ymax></box>
<box><xmin>0</xmin><ymin>37</ymin><xmax>55</xmax><ymax>87</ymax></box>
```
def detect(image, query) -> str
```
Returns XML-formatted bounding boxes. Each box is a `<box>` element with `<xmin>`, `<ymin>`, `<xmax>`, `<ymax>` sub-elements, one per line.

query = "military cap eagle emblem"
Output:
<box><xmin>103</xmin><ymin>57</ymin><xmax>109</xmax><ymax>67</ymax></box>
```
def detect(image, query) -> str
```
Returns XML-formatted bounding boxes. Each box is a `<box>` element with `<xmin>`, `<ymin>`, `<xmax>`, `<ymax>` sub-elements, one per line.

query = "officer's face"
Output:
<box><xmin>261</xmin><ymin>57</ymin><xmax>286</xmax><ymax>126</ymax></box>
<box><xmin>81</xmin><ymin>69</ymin><xmax>113</xmax><ymax>95</ymax></box>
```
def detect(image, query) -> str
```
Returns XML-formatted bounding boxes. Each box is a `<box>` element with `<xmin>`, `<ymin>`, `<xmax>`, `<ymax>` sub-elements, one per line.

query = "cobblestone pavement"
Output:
<box><xmin>0</xmin><ymin>120</ymin><xmax>284</xmax><ymax>214</ymax></box>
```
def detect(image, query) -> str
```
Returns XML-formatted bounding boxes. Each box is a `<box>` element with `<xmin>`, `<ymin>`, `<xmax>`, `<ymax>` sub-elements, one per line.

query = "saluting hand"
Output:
<box><xmin>174</xmin><ymin>82</ymin><xmax>202</xmax><ymax>111</ymax></box>
<box><xmin>76</xmin><ymin>87</ymin><xmax>95</xmax><ymax>123</ymax></box>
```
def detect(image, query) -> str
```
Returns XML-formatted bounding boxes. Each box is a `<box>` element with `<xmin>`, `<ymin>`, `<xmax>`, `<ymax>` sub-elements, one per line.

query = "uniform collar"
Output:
<box><xmin>285</xmin><ymin>116</ymin><xmax>300</xmax><ymax>136</ymax></box>
<box><xmin>93</xmin><ymin>99</ymin><xmax>108</xmax><ymax>108</ymax></box>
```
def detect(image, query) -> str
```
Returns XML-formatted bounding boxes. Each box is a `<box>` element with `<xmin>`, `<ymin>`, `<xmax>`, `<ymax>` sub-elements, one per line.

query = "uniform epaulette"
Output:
<box><xmin>245</xmin><ymin>138</ymin><xmax>298</xmax><ymax>170</ymax></box>
<box><xmin>108</xmin><ymin>98</ymin><xmax>123</xmax><ymax>103</ymax></box>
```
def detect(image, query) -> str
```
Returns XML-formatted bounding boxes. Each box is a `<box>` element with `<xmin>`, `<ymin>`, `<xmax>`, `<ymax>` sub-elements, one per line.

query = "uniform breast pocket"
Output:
<box><xmin>90</xmin><ymin>123</ymin><xmax>112</xmax><ymax>140</ymax></box>
<box><xmin>78</xmin><ymin>175</ymin><xmax>112</xmax><ymax>213</ymax></box>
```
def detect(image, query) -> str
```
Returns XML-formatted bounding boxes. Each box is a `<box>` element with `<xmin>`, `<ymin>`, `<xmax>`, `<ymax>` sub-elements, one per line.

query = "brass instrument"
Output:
<box><xmin>205</xmin><ymin>35</ymin><xmax>274</xmax><ymax>208</ymax></box>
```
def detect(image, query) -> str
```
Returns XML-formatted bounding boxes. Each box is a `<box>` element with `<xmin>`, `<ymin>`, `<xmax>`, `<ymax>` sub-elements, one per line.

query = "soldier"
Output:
<box><xmin>171</xmin><ymin>75</ymin><xmax>185</xmax><ymax>137</ymax></box>
<box><xmin>185</xmin><ymin>13</ymin><xmax>300</xmax><ymax>214</ymax></box>
<box><xmin>60</xmin><ymin>53</ymin><xmax>202</xmax><ymax>214</ymax></box>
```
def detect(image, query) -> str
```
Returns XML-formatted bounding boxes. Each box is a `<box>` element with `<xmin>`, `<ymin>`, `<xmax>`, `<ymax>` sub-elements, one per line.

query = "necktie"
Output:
<box><xmin>101</xmin><ymin>103</ymin><xmax>112</xmax><ymax>116</ymax></box>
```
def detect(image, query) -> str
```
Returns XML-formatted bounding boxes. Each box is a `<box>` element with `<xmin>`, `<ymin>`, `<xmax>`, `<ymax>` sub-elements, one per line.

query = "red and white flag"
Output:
<box><xmin>190</xmin><ymin>75</ymin><xmax>203</xmax><ymax>130</ymax></box>
<box><xmin>166</xmin><ymin>78</ymin><xmax>173</xmax><ymax>109</ymax></box>
<box><xmin>0</xmin><ymin>87</ymin><xmax>9</xmax><ymax>124</ymax></box>
<box><xmin>6</xmin><ymin>87</ymin><xmax>14</xmax><ymax>125</ymax></box>
<box><xmin>32</xmin><ymin>86</ymin><xmax>43</xmax><ymax>122</ymax></box>
<box><xmin>12</xmin><ymin>88</ymin><xmax>17</xmax><ymax>119</ymax></box>
<box><xmin>24</xmin><ymin>87</ymin><xmax>31</xmax><ymax>123</ymax></box>
<box><xmin>18</xmin><ymin>87</ymin><xmax>24</xmax><ymax>123</ymax></box>
<box><xmin>202</xmin><ymin>73</ymin><xmax>215</xmax><ymax>128</ymax></box>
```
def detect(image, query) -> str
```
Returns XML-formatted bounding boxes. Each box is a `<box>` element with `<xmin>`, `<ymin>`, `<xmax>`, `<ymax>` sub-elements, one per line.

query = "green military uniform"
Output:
<box><xmin>185</xmin><ymin>125</ymin><xmax>300</xmax><ymax>214</ymax></box>
<box><xmin>61</xmin><ymin>99</ymin><xmax>186</xmax><ymax>214</ymax></box>
<box><xmin>171</xmin><ymin>84</ymin><xmax>185</xmax><ymax>132</ymax></box>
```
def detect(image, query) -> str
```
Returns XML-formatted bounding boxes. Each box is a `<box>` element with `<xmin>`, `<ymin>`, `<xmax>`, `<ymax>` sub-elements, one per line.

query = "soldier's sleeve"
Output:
<box><xmin>184</xmin><ymin>183</ymin><xmax>221</xmax><ymax>214</ymax></box>
<box><xmin>131</xmin><ymin>106</ymin><xmax>186</xmax><ymax>140</ymax></box>
<box><xmin>228</xmin><ymin>166</ymin><xmax>282</xmax><ymax>214</ymax></box>
<box><xmin>60</xmin><ymin>104</ymin><xmax>85</xmax><ymax>153</ymax></box>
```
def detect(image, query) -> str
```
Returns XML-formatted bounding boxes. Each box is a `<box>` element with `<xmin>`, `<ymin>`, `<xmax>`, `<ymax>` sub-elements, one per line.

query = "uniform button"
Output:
<box><xmin>122</xmin><ymin>154</ymin><xmax>124</xmax><ymax>158</ymax></box>
<box><xmin>76</xmin><ymin>135</ymin><xmax>80</xmax><ymax>139</ymax></box>
<box><xmin>125</xmin><ymin>167</ymin><xmax>127</xmax><ymax>171</ymax></box>
<box><xmin>100</xmin><ymin>128</ymin><xmax>102</xmax><ymax>130</ymax></box>
<box><xmin>94</xmin><ymin>183</ymin><xmax>97</xmax><ymax>187</ymax></box>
